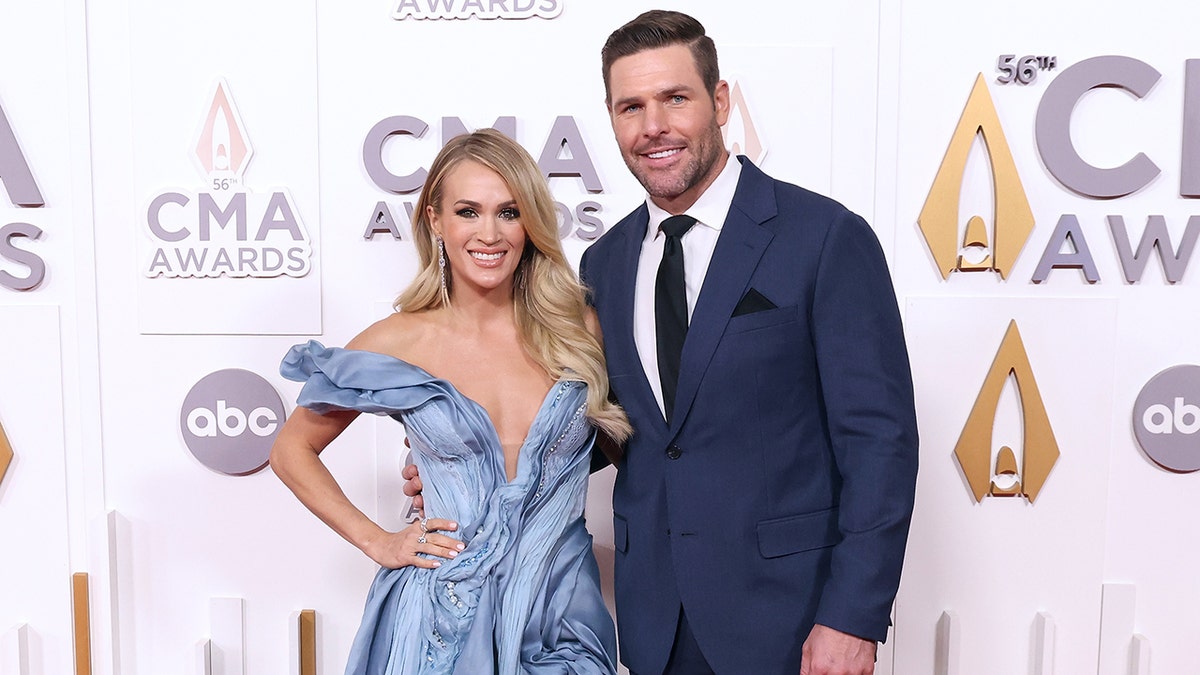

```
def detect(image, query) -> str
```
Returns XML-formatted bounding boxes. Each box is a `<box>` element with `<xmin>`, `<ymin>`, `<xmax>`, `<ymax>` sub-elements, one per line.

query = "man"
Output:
<box><xmin>577</xmin><ymin>10</ymin><xmax>918</xmax><ymax>675</ymax></box>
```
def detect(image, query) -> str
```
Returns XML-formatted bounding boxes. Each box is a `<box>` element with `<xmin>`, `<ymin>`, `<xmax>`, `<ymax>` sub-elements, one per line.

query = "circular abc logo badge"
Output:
<box><xmin>1133</xmin><ymin>365</ymin><xmax>1200</xmax><ymax>473</ymax></box>
<box><xmin>179</xmin><ymin>368</ymin><xmax>286</xmax><ymax>475</ymax></box>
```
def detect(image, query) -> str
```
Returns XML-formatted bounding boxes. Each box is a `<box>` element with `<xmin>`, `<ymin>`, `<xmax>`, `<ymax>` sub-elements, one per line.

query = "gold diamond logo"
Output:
<box><xmin>953</xmin><ymin>320</ymin><xmax>1060</xmax><ymax>503</ymax></box>
<box><xmin>0</xmin><ymin>418</ymin><xmax>13</xmax><ymax>488</ymax></box>
<box><xmin>918</xmin><ymin>74</ymin><xmax>1035</xmax><ymax>279</ymax></box>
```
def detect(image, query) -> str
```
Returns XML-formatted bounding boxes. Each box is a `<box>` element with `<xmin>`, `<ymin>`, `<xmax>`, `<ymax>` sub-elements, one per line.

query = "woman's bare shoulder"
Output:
<box><xmin>346</xmin><ymin>310</ymin><xmax>441</xmax><ymax>359</ymax></box>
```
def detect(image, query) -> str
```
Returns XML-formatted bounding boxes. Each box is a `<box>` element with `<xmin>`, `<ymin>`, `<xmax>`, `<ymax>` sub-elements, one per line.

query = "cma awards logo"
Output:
<box><xmin>1133</xmin><ymin>365</ymin><xmax>1200</xmax><ymax>473</ymax></box>
<box><xmin>393</xmin><ymin>0</ymin><xmax>562</xmax><ymax>20</ymax></box>
<box><xmin>954</xmin><ymin>321</ymin><xmax>1061</xmax><ymax>503</ymax></box>
<box><xmin>361</xmin><ymin>79</ymin><xmax>764</xmax><ymax>242</ymax></box>
<box><xmin>920</xmin><ymin>57</ymin><xmax>1200</xmax><ymax>284</ymax></box>
<box><xmin>143</xmin><ymin>79</ymin><xmax>313</xmax><ymax>279</ymax></box>
<box><xmin>0</xmin><ymin>95</ymin><xmax>46</xmax><ymax>292</ymax></box>
<box><xmin>362</xmin><ymin>114</ymin><xmax>609</xmax><ymax>242</ymax></box>
<box><xmin>180</xmin><ymin>368</ymin><xmax>286</xmax><ymax>476</ymax></box>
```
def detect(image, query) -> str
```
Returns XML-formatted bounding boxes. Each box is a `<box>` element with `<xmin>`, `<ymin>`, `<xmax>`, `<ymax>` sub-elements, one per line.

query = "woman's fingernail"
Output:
<box><xmin>448</xmin><ymin>551</ymin><xmax>458</xmax><ymax>558</ymax></box>
<box><xmin>456</xmin><ymin>543</ymin><xmax>465</xmax><ymax>550</ymax></box>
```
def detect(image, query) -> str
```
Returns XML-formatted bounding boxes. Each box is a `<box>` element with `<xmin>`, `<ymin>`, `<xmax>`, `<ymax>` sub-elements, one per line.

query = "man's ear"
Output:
<box><xmin>713</xmin><ymin>79</ymin><xmax>731</xmax><ymax>126</ymax></box>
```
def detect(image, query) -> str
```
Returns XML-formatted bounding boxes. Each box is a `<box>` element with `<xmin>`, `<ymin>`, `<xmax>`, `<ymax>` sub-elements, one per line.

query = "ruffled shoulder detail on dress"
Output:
<box><xmin>280</xmin><ymin>340</ymin><xmax>463</xmax><ymax>417</ymax></box>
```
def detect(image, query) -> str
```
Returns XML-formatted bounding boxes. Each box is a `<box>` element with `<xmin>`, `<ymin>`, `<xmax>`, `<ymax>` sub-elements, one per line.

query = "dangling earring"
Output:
<box><xmin>437</xmin><ymin>235</ymin><xmax>450</xmax><ymax>306</ymax></box>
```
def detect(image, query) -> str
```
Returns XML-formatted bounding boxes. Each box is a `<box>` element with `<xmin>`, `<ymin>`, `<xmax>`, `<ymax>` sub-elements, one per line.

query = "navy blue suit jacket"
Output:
<box><xmin>579</xmin><ymin>158</ymin><xmax>918</xmax><ymax>675</ymax></box>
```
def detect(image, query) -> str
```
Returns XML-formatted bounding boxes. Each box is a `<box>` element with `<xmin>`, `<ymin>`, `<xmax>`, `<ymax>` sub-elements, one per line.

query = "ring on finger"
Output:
<box><xmin>417</xmin><ymin>534</ymin><xmax>427</xmax><ymax>544</ymax></box>
<box><xmin>419</xmin><ymin>517</ymin><xmax>430</xmax><ymax>533</ymax></box>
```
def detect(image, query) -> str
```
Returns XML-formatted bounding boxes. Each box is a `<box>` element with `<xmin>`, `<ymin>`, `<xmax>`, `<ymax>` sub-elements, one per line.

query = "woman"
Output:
<box><xmin>270</xmin><ymin>128</ymin><xmax>630</xmax><ymax>674</ymax></box>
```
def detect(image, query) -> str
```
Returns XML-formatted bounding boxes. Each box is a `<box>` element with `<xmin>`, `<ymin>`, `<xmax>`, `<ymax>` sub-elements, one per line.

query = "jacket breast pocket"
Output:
<box><xmin>725</xmin><ymin>304</ymin><xmax>799</xmax><ymax>336</ymax></box>
<box><xmin>756</xmin><ymin>507</ymin><xmax>841</xmax><ymax>559</ymax></box>
<box><xmin>613</xmin><ymin>513</ymin><xmax>628</xmax><ymax>553</ymax></box>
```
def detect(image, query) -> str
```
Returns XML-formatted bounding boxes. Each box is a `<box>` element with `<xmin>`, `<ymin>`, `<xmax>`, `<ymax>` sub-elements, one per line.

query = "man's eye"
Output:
<box><xmin>671</xmin><ymin>95</ymin><xmax>686</xmax><ymax>104</ymax></box>
<box><xmin>499</xmin><ymin>208</ymin><xmax>520</xmax><ymax>220</ymax></box>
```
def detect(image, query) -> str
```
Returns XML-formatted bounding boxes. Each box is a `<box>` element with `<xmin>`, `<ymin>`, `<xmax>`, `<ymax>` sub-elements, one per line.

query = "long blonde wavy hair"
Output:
<box><xmin>395</xmin><ymin>129</ymin><xmax>631</xmax><ymax>442</ymax></box>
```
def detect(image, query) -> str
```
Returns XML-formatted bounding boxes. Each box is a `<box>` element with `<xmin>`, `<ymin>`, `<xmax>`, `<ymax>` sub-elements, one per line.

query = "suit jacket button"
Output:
<box><xmin>666</xmin><ymin>444</ymin><xmax>682</xmax><ymax>460</ymax></box>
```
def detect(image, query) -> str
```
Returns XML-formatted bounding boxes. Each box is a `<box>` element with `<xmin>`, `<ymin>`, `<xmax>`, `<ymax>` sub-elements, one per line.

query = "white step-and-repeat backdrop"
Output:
<box><xmin>1</xmin><ymin>1</ymin><xmax>1197</xmax><ymax>673</ymax></box>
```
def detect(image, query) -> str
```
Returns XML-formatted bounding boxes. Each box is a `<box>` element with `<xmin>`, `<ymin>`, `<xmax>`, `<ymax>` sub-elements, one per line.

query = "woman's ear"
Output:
<box><xmin>426</xmin><ymin>204</ymin><xmax>440</xmax><ymax>234</ymax></box>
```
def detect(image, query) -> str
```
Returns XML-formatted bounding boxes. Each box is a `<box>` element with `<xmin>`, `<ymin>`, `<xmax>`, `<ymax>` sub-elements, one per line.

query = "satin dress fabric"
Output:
<box><xmin>281</xmin><ymin>341</ymin><xmax>617</xmax><ymax>675</ymax></box>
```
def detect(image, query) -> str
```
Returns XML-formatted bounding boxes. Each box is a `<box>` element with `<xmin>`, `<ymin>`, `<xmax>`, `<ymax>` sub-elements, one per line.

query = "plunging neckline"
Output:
<box><xmin>283</xmin><ymin>339</ymin><xmax>618</xmax><ymax>672</ymax></box>
<box><xmin>343</xmin><ymin>347</ymin><xmax>565</xmax><ymax>479</ymax></box>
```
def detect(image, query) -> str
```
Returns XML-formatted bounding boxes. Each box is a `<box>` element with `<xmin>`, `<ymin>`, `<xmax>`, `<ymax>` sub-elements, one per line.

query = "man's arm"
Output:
<box><xmin>807</xmin><ymin>209</ymin><xmax>919</xmax><ymax>643</ymax></box>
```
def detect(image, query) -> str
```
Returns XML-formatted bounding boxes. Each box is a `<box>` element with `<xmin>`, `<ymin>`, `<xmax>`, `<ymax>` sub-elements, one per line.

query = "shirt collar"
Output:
<box><xmin>644</xmin><ymin>153</ymin><xmax>743</xmax><ymax>241</ymax></box>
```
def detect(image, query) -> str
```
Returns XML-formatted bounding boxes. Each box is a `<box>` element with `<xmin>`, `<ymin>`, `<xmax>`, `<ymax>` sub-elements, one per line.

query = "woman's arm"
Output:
<box><xmin>270</xmin><ymin>406</ymin><xmax>462</xmax><ymax>568</ymax></box>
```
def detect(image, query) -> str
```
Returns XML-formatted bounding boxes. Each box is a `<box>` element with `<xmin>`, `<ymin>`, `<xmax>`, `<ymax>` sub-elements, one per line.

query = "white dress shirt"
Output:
<box><xmin>634</xmin><ymin>154</ymin><xmax>743</xmax><ymax>419</ymax></box>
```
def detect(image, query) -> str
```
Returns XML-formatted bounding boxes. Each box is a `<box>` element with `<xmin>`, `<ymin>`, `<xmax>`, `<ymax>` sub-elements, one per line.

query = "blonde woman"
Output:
<box><xmin>270</xmin><ymin>129</ymin><xmax>629</xmax><ymax>674</ymax></box>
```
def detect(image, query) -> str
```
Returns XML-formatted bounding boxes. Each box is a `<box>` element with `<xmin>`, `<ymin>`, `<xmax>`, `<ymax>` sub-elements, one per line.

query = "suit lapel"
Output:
<box><xmin>669</xmin><ymin>159</ymin><xmax>777</xmax><ymax>435</ymax></box>
<box><xmin>604</xmin><ymin>206</ymin><xmax>670</xmax><ymax>437</ymax></box>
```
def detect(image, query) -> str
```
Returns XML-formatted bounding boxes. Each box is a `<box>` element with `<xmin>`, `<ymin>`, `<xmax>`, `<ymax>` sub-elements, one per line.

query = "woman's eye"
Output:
<box><xmin>455</xmin><ymin>208</ymin><xmax>477</xmax><ymax>218</ymax></box>
<box><xmin>499</xmin><ymin>208</ymin><xmax>520</xmax><ymax>220</ymax></box>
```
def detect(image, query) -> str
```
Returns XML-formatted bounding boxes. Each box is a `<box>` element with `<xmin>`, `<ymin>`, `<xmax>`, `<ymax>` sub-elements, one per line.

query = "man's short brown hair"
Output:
<box><xmin>601</xmin><ymin>10</ymin><xmax>719</xmax><ymax>104</ymax></box>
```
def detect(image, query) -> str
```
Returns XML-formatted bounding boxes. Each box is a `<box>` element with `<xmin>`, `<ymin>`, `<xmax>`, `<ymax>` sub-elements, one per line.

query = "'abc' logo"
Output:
<box><xmin>1141</xmin><ymin>397</ymin><xmax>1200</xmax><ymax>435</ymax></box>
<box><xmin>180</xmin><ymin>369</ymin><xmax>286</xmax><ymax>475</ymax></box>
<box><xmin>1133</xmin><ymin>365</ymin><xmax>1200</xmax><ymax>473</ymax></box>
<box><xmin>186</xmin><ymin>400</ymin><xmax>278</xmax><ymax>438</ymax></box>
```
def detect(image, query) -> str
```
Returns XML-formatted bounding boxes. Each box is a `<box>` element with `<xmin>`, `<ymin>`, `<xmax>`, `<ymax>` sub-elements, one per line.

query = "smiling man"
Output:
<box><xmin>578</xmin><ymin>10</ymin><xmax>920</xmax><ymax>675</ymax></box>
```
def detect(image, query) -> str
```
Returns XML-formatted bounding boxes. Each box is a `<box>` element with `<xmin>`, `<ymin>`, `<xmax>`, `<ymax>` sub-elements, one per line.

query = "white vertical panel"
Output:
<box><xmin>287</xmin><ymin>611</ymin><xmax>300</xmax><ymax>675</ymax></box>
<box><xmin>1130</xmin><ymin>634</ymin><xmax>1150</xmax><ymax>675</ymax></box>
<box><xmin>128</xmin><ymin>0</ymin><xmax>323</xmax><ymax>335</ymax></box>
<box><xmin>0</xmin><ymin>306</ymin><xmax>72</xmax><ymax>671</ymax></box>
<box><xmin>62</xmin><ymin>0</ymin><xmax>106</xmax><ymax>598</ymax></box>
<box><xmin>1099</xmin><ymin>584</ymin><xmax>1136</xmax><ymax>675</ymax></box>
<box><xmin>1032</xmin><ymin>611</ymin><xmax>1055</xmax><ymax>675</ymax></box>
<box><xmin>209</xmin><ymin>598</ymin><xmax>244</xmax><ymax>675</ymax></box>
<box><xmin>1</xmin><ymin>624</ymin><xmax>30</xmax><ymax>675</ymax></box>
<box><xmin>98</xmin><ymin>510</ymin><xmax>135</xmax><ymax>675</ymax></box>
<box><xmin>196</xmin><ymin>639</ymin><xmax>212</xmax><ymax>675</ymax></box>
<box><xmin>934</xmin><ymin>610</ymin><xmax>959</xmax><ymax>675</ymax></box>
<box><xmin>71</xmin><ymin>0</ymin><xmax>111</xmax><ymax>649</ymax></box>
<box><xmin>82</xmin><ymin>512</ymin><xmax>116</xmax><ymax>675</ymax></box>
<box><xmin>900</xmin><ymin>298</ymin><xmax>1115</xmax><ymax>673</ymax></box>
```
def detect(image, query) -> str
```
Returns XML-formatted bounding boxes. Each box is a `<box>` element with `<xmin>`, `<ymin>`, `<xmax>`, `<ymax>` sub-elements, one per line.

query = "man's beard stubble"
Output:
<box><xmin>625</xmin><ymin>121</ymin><xmax>724</xmax><ymax>202</ymax></box>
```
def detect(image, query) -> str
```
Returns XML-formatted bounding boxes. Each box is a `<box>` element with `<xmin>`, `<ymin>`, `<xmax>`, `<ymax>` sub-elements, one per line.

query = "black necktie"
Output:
<box><xmin>655</xmin><ymin>214</ymin><xmax>697</xmax><ymax>423</ymax></box>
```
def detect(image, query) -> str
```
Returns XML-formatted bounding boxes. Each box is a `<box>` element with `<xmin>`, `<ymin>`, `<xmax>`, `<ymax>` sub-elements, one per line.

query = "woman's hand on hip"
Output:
<box><xmin>363</xmin><ymin>517</ymin><xmax>462</xmax><ymax>569</ymax></box>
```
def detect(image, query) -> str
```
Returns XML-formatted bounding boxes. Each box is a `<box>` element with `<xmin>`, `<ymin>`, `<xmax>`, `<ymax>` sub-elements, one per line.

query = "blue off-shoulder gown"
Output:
<box><xmin>281</xmin><ymin>341</ymin><xmax>617</xmax><ymax>675</ymax></box>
